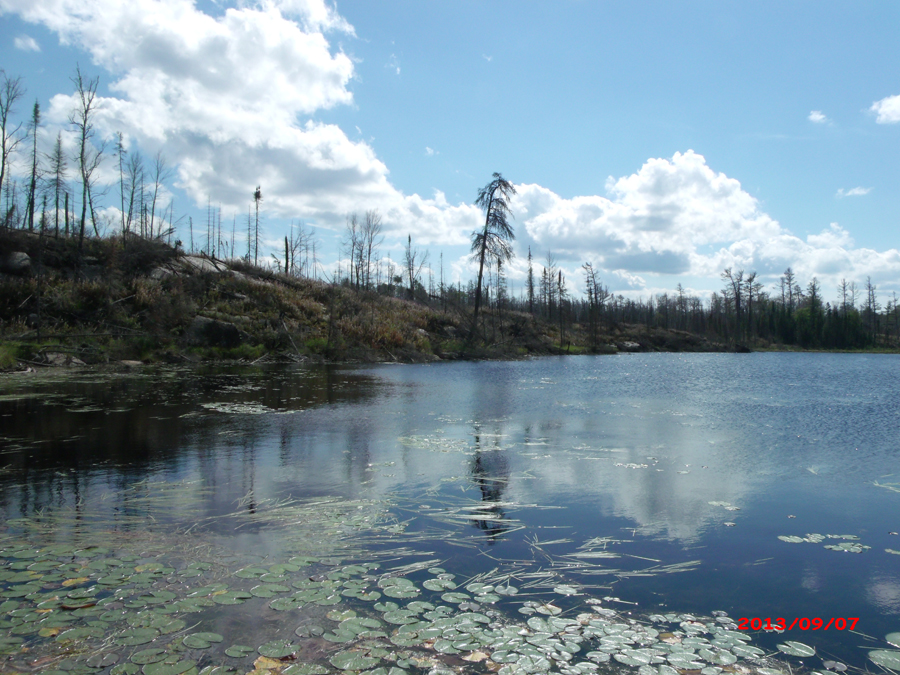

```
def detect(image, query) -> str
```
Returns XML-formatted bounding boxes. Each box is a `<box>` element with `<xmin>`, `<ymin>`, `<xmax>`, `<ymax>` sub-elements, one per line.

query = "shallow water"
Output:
<box><xmin>2</xmin><ymin>353</ymin><xmax>899</xmax><ymax>674</ymax></box>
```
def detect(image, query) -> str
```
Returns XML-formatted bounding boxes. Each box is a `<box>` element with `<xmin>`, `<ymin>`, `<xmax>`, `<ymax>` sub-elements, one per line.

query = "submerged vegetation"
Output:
<box><xmin>3</xmin><ymin>476</ymin><xmax>894</xmax><ymax>675</ymax></box>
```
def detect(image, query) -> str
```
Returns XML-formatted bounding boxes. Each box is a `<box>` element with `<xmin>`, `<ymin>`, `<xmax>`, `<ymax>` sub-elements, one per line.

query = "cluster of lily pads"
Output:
<box><xmin>777</xmin><ymin>534</ymin><xmax>871</xmax><ymax>554</ymax></box>
<box><xmin>2</xmin><ymin>530</ymin><xmax>875</xmax><ymax>675</ymax></box>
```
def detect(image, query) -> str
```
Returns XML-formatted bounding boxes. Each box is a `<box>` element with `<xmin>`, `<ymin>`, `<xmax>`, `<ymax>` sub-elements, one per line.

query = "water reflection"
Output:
<box><xmin>469</xmin><ymin>427</ymin><xmax>511</xmax><ymax>541</ymax></box>
<box><xmin>3</xmin><ymin>354</ymin><xmax>900</xmax><ymax>667</ymax></box>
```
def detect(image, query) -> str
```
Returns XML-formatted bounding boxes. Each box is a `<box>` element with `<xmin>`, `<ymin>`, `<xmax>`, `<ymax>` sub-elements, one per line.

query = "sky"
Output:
<box><xmin>1</xmin><ymin>0</ymin><xmax>899</xmax><ymax>302</ymax></box>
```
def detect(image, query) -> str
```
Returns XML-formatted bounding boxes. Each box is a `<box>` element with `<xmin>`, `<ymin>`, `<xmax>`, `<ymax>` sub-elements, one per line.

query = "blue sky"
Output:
<box><xmin>1</xmin><ymin>0</ymin><xmax>899</xmax><ymax>301</ymax></box>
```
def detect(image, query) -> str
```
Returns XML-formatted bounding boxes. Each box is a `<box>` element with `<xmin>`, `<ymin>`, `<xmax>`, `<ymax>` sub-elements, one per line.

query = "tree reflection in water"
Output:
<box><xmin>469</xmin><ymin>431</ymin><xmax>511</xmax><ymax>542</ymax></box>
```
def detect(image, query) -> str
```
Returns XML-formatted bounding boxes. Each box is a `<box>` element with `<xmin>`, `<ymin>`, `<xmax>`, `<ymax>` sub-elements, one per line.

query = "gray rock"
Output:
<box><xmin>0</xmin><ymin>251</ymin><xmax>31</xmax><ymax>274</ymax></box>
<box><xmin>180</xmin><ymin>256</ymin><xmax>228</xmax><ymax>274</ymax></box>
<box><xmin>42</xmin><ymin>352</ymin><xmax>86</xmax><ymax>366</ymax></box>
<box><xmin>617</xmin><ymin>341</ymin><xmax>641</xmax><ymax>352</ymax></box>
<box><xmin>183</xmin><ymin>316</ymin><xmax>242</xmax><ymax>348</ymax></box>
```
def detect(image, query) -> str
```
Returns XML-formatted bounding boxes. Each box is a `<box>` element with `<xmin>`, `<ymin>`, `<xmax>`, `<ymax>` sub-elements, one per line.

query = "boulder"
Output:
<box><xmin>0</xmin><ymin>251</ymin><xmax>31</xmax><ymax>275</ymax></box>
<box><xmin>617</xmin><ymin>341</ymin><xmax>641</xmax><ymax>352</ymax></box>
<box><xmin>42</xmin><ymin>352</ymin><xmax>86</xmax><ymax>366</ymax></box>
<box><xmin>180</xmin><ymin>256</ymin><xmax>228</xmax><ymax>274</ymax></box>
<box><xmin>183</xmin><ymin>316</ymin><xmax>242</xmax><ymax>348</ymax></box>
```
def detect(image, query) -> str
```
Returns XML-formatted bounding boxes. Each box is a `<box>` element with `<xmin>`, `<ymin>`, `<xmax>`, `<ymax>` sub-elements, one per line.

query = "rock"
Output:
<box><xmin>42</xmin><ymin>352</ymin><xmax>86</xmax><ymax>366</ymax></box>
<box><xmin>0</xmin><ymin>251</ymin><xmax>31</xmax><ymax>275</ymax></box>
<box><xmin>180</xmin><ymin>256</ymin><xmax>228</xmax><ymax>274</ymax></box>
<box><xmin>149</xmin><ymin>266</ymin><xmax>174</xmax><ymax>280</ymax></box>
<box><xmin>183</xmin><ymin>316</ymin><xmax>242</xmax><ymax>348</ymax></box>
<box><xmin>617</xmin><ymin>341</ymin><xmax>641</xmax><ymax>352</ymax></box>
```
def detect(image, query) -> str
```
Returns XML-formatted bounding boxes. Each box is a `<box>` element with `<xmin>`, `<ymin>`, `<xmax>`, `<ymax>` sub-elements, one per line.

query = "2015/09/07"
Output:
<box><xmin>738</xmin><ymin>618</ymin><xmax>860</xmax><ymax>631</ymax></box>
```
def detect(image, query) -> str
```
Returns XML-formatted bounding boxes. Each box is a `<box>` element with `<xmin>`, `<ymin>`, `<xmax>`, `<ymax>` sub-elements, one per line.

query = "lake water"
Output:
<box><xmin>2</xmin><ymin>353</ymin><xmax>899</xmax><ymax>675</ymax></box>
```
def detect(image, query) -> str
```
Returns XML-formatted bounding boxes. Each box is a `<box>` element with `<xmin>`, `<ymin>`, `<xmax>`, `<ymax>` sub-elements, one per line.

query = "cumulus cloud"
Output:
<box><xmin>13</xmin><ymin>34</ymin><xmax>40</xmax><ymax>51</ymax></box>
<box><xmin>836</xmin><ymin>187</ymin><xmax>871</xmax><ymax>198</ymax></box>
<box><xmin>808</xmin><ymin>110</ymin><xmax>827</xmax><ymax>123</ymax></box>
<box><xmin>510</xmin><ymin>150</ymin><xmax>900</xmax><ymax>293</ymax></box>
<box><xmin>4</xmin><ymin>0</ymin><xmax>899</xmax><ymax>295</ymax></box>
<box><xmin>870</xmin><ymin>94</ymin><xmax>900</xmax><ymax>124</ymax></box>
<box><xmin>3</xmin><ymin>0</ymin><xmax>479</xmax><ymax>243</ymax></box>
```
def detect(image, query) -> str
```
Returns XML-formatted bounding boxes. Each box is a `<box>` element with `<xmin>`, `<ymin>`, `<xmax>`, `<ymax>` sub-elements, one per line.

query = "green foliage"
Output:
<box><xmin>0</xmin><ymin>343</ymin><xmax>16</xmax><ymax>369</ymax></box>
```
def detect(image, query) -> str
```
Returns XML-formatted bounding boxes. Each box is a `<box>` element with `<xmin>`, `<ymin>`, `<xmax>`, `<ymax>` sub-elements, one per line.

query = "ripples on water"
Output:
<box><xmin>1</xmin><ymin>353</ymin><xmax>899</xmax><ymax>671</ymax></box>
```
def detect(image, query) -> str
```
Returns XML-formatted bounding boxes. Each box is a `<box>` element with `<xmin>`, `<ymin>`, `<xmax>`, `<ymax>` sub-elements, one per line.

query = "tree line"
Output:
<box><xmin>3</xmin><ymin>67</ymin><xmax>897</xmax><ymax>350</ymax></box>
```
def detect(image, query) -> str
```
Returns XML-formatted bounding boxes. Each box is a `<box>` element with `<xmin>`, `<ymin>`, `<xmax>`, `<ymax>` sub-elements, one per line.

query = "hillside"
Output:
<box><xmin>0</xmin><ymin>229</ymin><xmax>729</xmax><ymax>370</ymax></box>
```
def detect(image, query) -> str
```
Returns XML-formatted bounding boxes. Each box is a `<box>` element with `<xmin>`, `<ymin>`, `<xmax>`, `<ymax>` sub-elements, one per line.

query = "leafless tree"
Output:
<box><xmin>24</xmin><ymin>101</ymin><xmax>41</xmax><ymax>232</ymax></box>
<box><xmin>149</xmin><ymin>151</ymin><xmax>172</xmax><ymax>239</ymax></box>
<box><xmin>69</xmin><ymin>65</ymin><xmax>104</xmax><ymax>256</ymax></box>
<box><xmin>0</xmin><ymin>71</ymin><xmax>26</xmax><ymax>224</ymax></box>
<box><xmin>362</xmin><ymin>209</ymin><xmax>383</xmax><ymax>290</ymax></box>
<box><xmin>124</xmin><ymin>151</ymin><xmax>144</xmax><ymax>235</ymax></box>
<box><xmin>404</xmin><ymin>234</ymin><xmax>428</xmax><ymax>300</ymax></box>
<box><xmin>47</xmin><ymin>132</ymin><xmax>68</xmax><ymax>237</ymax></box>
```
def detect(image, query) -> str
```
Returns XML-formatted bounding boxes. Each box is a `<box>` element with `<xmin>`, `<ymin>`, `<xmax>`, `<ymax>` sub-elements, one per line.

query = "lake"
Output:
<box><xmin>2</xmin><ymin>353</ymin><xmax>899</xmax><ymax>675</ymax></box>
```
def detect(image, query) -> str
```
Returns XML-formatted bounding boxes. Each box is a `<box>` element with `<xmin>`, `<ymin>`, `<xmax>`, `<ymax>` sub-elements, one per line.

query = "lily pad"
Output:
<box><xmin>224</xmin><ymin>645</ymin><xmax>255</xmax><ymax>658</ymax></box>
<box><xmin>116</xmin><ymin>627</ymin><xmax>160</xmax><ymax>646</ymax></box>
<box><xmin>131</xmin><ymin>649</ymin><xmax>169</xmax><ymax>665</ymax></box>
<box><xmin>330</xmin><ymin>650</ymin><xmax>380</xmax><ymax>670</ymax></box>
<box><xmin>211</xmin><ymin>591</ymin><xmax>251</xmax><ymax>605</ymax></box>
<box><xmin>143</xmin><ymin>659</ymin><xmax>197</xmax><ymax>675</ymax></box>
<box><xmin>870</xmin><ymin>650</ymin><xmax>900</xmax><ymax>670</ymax></box>
<box><xmin>183</xmin><ymin>632</ymin><xmax>224</xmax><ymax>649</ymax></box>
<box><xmin>258</xmin><ymin>640</ymin><xmax>300</xmax><ymax>658</ymax></box>
<box><xmin>778</xmin><ymin>642</ymin><xmax>815</xmax><ymax>657</ymax></box>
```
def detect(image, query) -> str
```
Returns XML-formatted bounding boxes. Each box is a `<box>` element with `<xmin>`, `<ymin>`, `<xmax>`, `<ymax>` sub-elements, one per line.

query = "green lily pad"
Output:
<box><xmin>131</xmin><ymin>649</ymin><xmax>169</xmax><ymax>665</ymax></box>
<box><xmin>870</xmin><ymin>650</ymin><xmax>900</xmax><ymax>670</ymax></box>
<box><xmin>112</xmin><ymin>664</ymin><xmax>141</xmax><ymax>675</ymax></box>
<box><xmin>143</xmin><ymin>659</ymin><xmax>196</xmax><ymax>675</ymax></box>
<box><xmin>330</xmin><ymin>651</ymin><xmax>380</xmax><ymax>670</ymax></box>
<box><xmin>234</xmin><ymin>567</ymin><xmax>268</xmax><ymax>579</ymax></box>
<box><xmin>322</xmin><ymin>630</ymin><xmax>356</xmax><ymax>643</ymax></box>
<box><xmin>224</xmin><ymin>645</ymin><xmax>255</xmax><ymax>658</ymax></box>
<box><xmin>56</xmin><ymin>626</ymin><xmax>105</xmax><ymax>642</ymax></box>
<box><xmin>424</xmin><ymin>578</ymin><xmax>457</xmax><ymax>592</ymax></box>
<box><xmin>269</xmin><ymin>597</ymin><xmax>301</xmax><ymax>611</ymax></box>
<box><xmin>778</xmin><ymin>641</ymin><xmax>815</xmax><ymax>657</ymax></box>
<box><xmin>250</xmin><ymin>583</ymin><xmax>290</xmax><ymax>598</ymax></box>
<box><xmin>211</xmin><ymin>591</ymin><xmax>251</xmax><ymax>605</ymax></box>
<box><xmin>731</xmin><ymin>644</ymin><xmax>765</xmax><ymax>658</ymax></box>
<box><xmin>887</xmin><ymin>633</ymin><xmax>900</xmax><ymax>647</ymax></box>
<box><xmin>116</xmin><ymin>627</ymin><xmax>160</xmax><ymax>646</ymax></box>
<box><xmin>183</xmin><ymin>632</ymin><xmax>224</xmax><ymax>649</ymax></box>
<box><xmin>258</xmin><ymin>640</ymin><xmax>300</xmax><ymax>658</ymax></box>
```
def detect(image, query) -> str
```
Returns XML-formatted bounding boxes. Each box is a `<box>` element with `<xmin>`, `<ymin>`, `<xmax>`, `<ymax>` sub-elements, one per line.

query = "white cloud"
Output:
<box><xmin>387</xmin><ymin>53</ymin><xmax>400</xmax><ymax>75</ymax></box>
<box><xmin>870</xmin><ymin>94</ymin><xmax>900</xmax><ymax>124</ymax></box>
<box><xmin>424</xmin><ymin>147</ymin><xmax>435</xmax><ymax>156</ymax></box>
<box><xmin>4</xmin><ymin>0</ymin><xmax>899</xmax><ymax>296</ymax></box>
<box><xmin>13</xmin><ymin>34</ymin><xmax>40</xmax><ymax>51</ymax></box>
<box><xmin>4</xmin><ymin>0</ymin><xmax>479</xmax><ymax>243</ymax></box>
<box><xmin>836</xmin><ymin>186</ymin><xmax>871</xmax><ymax>198</ymax></box>
<box><xmin>509</xmin><ymin>151</ymin><xmax>900</xmax><ymax>294</ymax></box>
<box><xmin>808</xmin><ymin>110</ymin><xmax>827</xmax><ymax>123</ymax></box>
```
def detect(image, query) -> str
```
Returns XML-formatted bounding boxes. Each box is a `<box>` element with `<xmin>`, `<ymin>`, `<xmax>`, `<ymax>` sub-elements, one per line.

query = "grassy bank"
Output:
<box><xmin>1</xmin><ymin>228</ymin><xmax>737</xmax><ymax>369</ymax></box>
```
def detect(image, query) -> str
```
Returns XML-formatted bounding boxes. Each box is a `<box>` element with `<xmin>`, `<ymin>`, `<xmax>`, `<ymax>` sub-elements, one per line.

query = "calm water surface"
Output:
<box><xmin>2</xmin><ymin>352</ymin><xmax>899</xmax><ymax>670</ymax></box>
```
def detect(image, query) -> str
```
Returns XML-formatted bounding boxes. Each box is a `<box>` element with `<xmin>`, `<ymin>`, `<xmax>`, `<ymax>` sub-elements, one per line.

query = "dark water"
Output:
<box><xmin>2</xmin><ymin>353</ymin><xmax>899</xmax><ymax>668</ymax></box>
